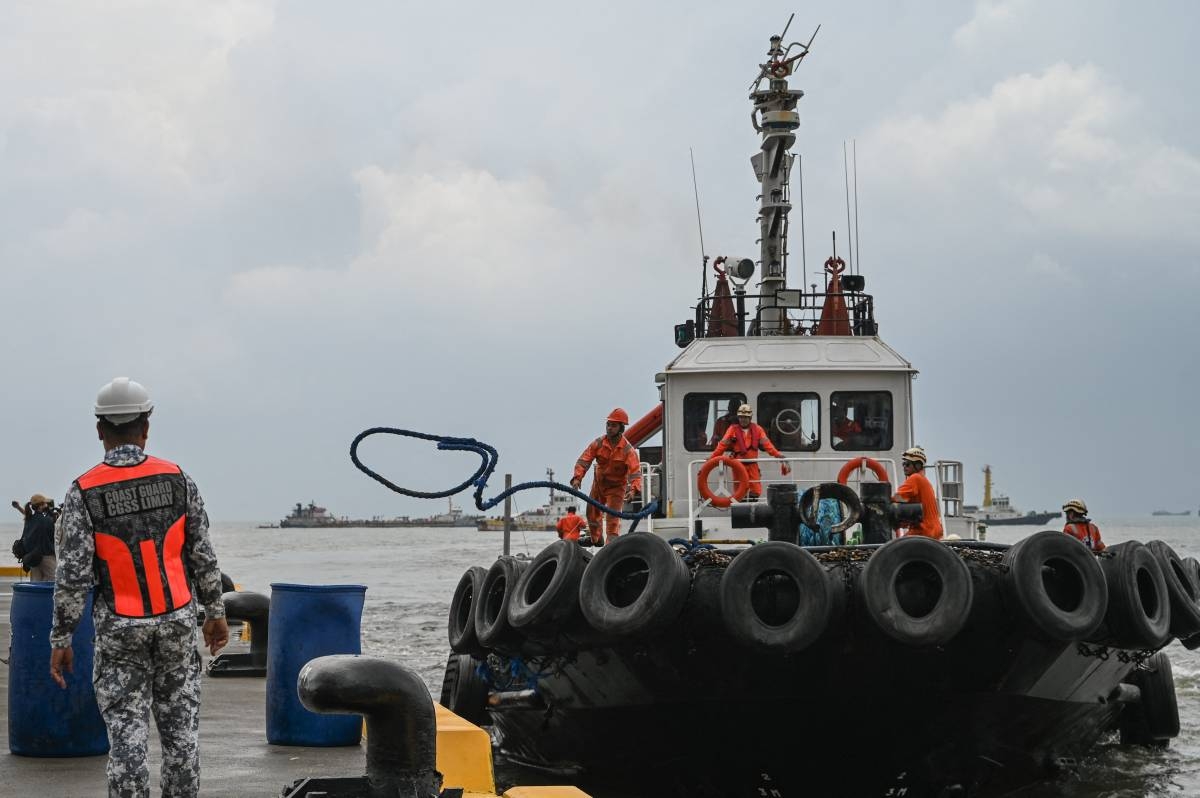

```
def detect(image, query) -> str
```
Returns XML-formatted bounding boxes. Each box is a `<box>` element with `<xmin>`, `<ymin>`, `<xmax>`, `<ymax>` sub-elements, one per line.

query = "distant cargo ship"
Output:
<box><xmin>963</xmin><ymin>466</ymin><xmax>1062</xmax><ymax>527</ymax></box>
<box><xmin>278</xmin><ymin>499</ymin><xmax>482</xmax><ymax>529</ymax></box>
<box><xmin>1151</xmin><ymin>510</ymin><xmax>1193</xmax><ymax>517</ymax></box>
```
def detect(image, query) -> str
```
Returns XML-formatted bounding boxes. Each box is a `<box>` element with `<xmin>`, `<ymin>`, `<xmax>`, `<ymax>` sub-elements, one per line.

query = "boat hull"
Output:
<box><xmin>974</xmin><ymin>511</ymin><xmax>1061</xmax><ymax>527</ymax></box>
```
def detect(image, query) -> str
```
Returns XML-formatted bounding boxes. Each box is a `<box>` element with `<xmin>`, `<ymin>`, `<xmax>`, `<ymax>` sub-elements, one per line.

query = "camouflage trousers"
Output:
<box><xmin>93</xmin><ymin>620</ymin><xmax>202</xmax><ymax>798</ymax></box>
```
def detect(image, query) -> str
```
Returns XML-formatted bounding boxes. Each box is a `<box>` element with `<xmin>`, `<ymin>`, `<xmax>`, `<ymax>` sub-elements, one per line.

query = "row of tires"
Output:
<box><xmin>447</xmin><ymin>531</ymin><xmax>1200</xmax><ymax>655</ymax></box>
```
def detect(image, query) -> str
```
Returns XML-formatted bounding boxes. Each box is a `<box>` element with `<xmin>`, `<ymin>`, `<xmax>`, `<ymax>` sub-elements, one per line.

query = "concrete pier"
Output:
<box><xmin>0</xmin><ymin>575</ymin><xmax>374</xmax><ymax>797</ymax></box>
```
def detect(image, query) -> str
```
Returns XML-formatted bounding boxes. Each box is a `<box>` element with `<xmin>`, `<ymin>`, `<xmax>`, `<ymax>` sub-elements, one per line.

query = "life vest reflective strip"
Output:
<box><xmin>78</xmin><ymin>456</ymin><xmax>192</xmax><ymax>617</ymax></box>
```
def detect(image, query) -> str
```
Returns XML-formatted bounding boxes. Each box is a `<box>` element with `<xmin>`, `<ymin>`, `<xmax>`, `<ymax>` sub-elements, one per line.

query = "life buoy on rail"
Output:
<box><xmin>836</xmin><ymin>456</ymin><xmax>889</xmax><ymax>485</ymax></box>
<box><xmin>697</xmin><ymin>456</ymin><xmax>750</xmax><ymax>509</ymax></box>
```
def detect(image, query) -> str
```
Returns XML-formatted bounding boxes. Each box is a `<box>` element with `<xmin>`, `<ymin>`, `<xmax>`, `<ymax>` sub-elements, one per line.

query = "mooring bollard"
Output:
<box><xmin>8</xmin><ymin>583</ymin><xmax>108</xmax><ymax>756</ymax></box>
<box><xmin>207</xmin><ymin>590</ymin><xmax>270</xmax><ymax>677</ymax></box>
<box><xmin>279</xmin><ymin>655</ymin><xmax>441</xmax><ymax>798</ymax></box>
<box><xmin>266</xmin><ymin>583</ymin><xmax>367</xmax><ymax>746</ymax></box>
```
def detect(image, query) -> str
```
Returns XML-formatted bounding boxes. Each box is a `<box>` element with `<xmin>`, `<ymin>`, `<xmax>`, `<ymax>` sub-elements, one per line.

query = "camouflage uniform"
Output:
<box><xmin>52</xmin><ymin>444</ymin><xmax>225</xmax><ymax>798</ymax></box>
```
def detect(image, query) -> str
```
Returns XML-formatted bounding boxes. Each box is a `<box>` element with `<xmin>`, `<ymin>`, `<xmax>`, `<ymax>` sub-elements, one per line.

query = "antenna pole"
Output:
<box><xmin>690</xmin><ymin>148</ymin><xmax>709</xmax><ymax>297</ymax></box>
<box><xmin>843</xmin><ymin>141</ymin><xmax>854</xmax><ymax>274</ymax></box>
<box><xmin>798</xmin><ymin>153</ymin><xmax>807</xmax><ymax>298</ymax></box>
<box><xmin>779</xmin><ymin>12</ymin><xmax>795</xmax><ymax>41</ymax></box>
<box><xmin>853</xmin><ymin>139</ymin><xmax>861</xmax><ymax>276</ymax></box>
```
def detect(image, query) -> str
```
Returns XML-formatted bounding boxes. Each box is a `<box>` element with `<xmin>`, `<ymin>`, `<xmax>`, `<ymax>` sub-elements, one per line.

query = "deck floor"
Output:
<box><xmin>0</xmin><ymin>576</ymin><xmax>368</xmax><ymax>797</ymax></box>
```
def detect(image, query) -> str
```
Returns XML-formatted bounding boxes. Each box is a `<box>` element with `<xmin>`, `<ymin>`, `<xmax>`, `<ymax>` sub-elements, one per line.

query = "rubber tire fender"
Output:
<box><xmin>1099</xmin><ymin>541</ymin><xmax>1170</xmax><ymax>649</ymax></box>
<box><xmin>220</xmin><ymin>571</ymin><xmax>236</xmax><ymax>594</ymax></box>
<box><xmin>798</xmin><ymin>482</ymin><xmax>863</xmax><ymax>535</ymax></box>
<box><xmin>1000</xmin><ymin>530</ymin><xmax>1107</xmax><ymax>641</ymax></box>
<box><xmin>857</xmin><ymin>536</ymin><xmax>973</xmax><ymax>646</ymax></box>
<box><xmin>719</xmin><ymin>541</ymin><xmax>835</xmax><ymax>651</ymax></box>
<box><xmin>579</xmin><ymin>533</ymin><xmax>690</xmax><ymax>637</ymax></box>
<box><xmin>1119</xmin><ymin>650</ymin><xmax>1179</xmax><ymax>747</ymax></box>
<box><xmin>474</xmin><ymin>557</ymin><xmax>527</xmax><ymax>650</ymax></box>
<box><xmin>508</xmin><ymin>540</ymin><xmax>587</xmax><ymax>631</ymax></box>
<box><xmin>697</xmin><ymin>456</ymin><xmax>750</xmax><ymax>509</ymax></box>
<box><xmin>439</xmin><ymin>652</ymin><xmax>490</xmax><ymax>727</ymax></box>
<box><xmin>448</xmin><ymin>566</ymin><xmax>488</xmax><ymax>654</ymax></box>
<box><xmin>1147</xmin><ymin>540</ymin><xmax>1200</xmax><ymax>640</ymax></box>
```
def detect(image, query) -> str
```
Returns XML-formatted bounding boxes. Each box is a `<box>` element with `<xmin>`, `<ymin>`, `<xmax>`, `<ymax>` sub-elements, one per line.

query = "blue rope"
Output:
<box><xmin>349</xmin><ymin>426</ymin><xmax>658</xmax><ymax>533</ymax></box>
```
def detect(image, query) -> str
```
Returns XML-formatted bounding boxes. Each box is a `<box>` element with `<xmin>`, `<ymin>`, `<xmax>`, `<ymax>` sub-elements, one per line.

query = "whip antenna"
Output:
<box><xmin>853</xmin><ymin>139</ymin><xmax>861</xmax><ymax>276</ymax></box>
<box><xmin>843</xmin><ymin>141</ymin><xmax>854</xmax><ymax>274</ymax></box>
<box><xmin>690</xmin><ymin>148</ymin><xmax>709</xmax><ymax>297</ymax></box>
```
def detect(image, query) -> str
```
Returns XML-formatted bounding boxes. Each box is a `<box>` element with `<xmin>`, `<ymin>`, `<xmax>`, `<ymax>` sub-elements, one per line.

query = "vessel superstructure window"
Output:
<box><xmin>683</xmin><ymin>393</ymin><xmax>747</xmax><ymax>452</ymax></box>
<box><xmin>757</xmin><ymin>392</ymin><xmax>820</xmax><ymax>452</ymax></box>
<box><xmin>830</xmin><ymin>391</ymin><xmax>893</xmax><ymax>451</ymax></box>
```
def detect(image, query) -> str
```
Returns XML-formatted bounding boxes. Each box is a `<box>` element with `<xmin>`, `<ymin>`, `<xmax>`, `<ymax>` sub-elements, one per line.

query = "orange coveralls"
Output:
<box><xmin>556</xmin><ymin>512</ymin><xmax>587</xmax><ymax>542</ymax></box>
<box><xmin>711</xmin><ymin>423</ymin><xmax>786</xmax><ymax>497</ymax></box>
<box><xmin>1063</xmin><ymin>520</ymin><xmax>1105</xmax><ymax>552</ymax></box>
<box><xmin>573</xmin><ymin>435</ymin><xmax>641</xmax><ymax>543</ymax></box>
<box><xmin>892</xmin><ymin>471</ymin><xmax>944</xmax><ymax>539</ymax></box>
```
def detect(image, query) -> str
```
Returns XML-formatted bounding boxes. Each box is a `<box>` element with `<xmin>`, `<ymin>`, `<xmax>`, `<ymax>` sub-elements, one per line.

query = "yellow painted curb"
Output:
<box><xmin>0</xmin><ymin>565</ymin><xmax>27</xmax><ymax>577</ymax></box>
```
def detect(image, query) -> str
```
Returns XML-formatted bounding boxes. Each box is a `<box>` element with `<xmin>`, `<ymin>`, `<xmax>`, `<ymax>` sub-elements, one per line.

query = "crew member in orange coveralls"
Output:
<box><xmin>709</xmin><ymin>404</ymin><xmax>791</xmax><ymax>501</ymax></box>
<box><xmin>1061</xmin><ymin>498</ymin><xmax>1105</xmax><ymax>551</ymax></box>
<box><xmin>571</xmin><ymin>409</ymin><xmax>641</xmax><ymax>545</ymax></box>
<box><xmin>555</xmin><ymin>506</ymin><xmax>588</xmax><ymax>543</ymax></box>
<box><xmin>892</xmin><ymin>446</ymin><xmax>943</xmax><ymax>539</ymax></box>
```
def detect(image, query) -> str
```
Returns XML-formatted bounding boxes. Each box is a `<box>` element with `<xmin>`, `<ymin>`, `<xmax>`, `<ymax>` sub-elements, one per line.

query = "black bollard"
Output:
<box><xmin>281</xmin><ymin>655</ymin><xmax>442</xmax><ymax>798</ymax></box>
<box><xmin>731</xmin><ymin>484</ymin><xmax>800</xmax><ymax>542</ymax></box>
<box><xmin>207</xmin><ymin>591</ymin><xmax>270</xmax><ymax>677</ymax></box>
<box><xmin>859</xmin><ymin>483</ymin><xmax>894</xmax><ymax>544</ymax></box>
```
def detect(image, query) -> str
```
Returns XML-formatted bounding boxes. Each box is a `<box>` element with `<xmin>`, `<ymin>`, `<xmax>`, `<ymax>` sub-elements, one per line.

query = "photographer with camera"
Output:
<box><xmin>14</xmin><ymin>493</ymin><xmax>58</xmax><ymax>580</ymax></box>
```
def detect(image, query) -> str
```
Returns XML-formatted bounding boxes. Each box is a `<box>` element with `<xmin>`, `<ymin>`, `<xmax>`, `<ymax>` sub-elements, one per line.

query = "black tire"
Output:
<box><xmin>579</xmin><ymin>533</ymin><xmax>690</xmax><ymax>637</ymax></box>
<box><xmin>1099</xmin><ymin>541</ymin><xmax>1170</xmax><ymax>649</ymax></box>
<box><xmin>857</xmin><ymin>536</ymin><xmax>973</xmax><ymax>646</ymax></box>
<box><xmin>474</xmin><ymin>558</ymin><xmax>527</xmax><ymax>650</ymax></box>
<box><xmin>798</xmin><ymin>483</ymin><xmax>862</xmax><ymax>534</ymax></box>
<box><xmin>439</xmin><ymin>652</ymin><xmax>490</xmax><ymax>726</ymax></box>
<box><xmin>1147</xmin><ymin>541</ymin><xmax>1200</xmax><ymax>640</ymax></box>
<box><xmin>1001</xmin><ymin>530</ymin><xmax>1107</xmax><ymax>641</ymax></box>
<box><xmin>1183</xmin><ymin>557</ymin><xmax>1200</xmax><ymax>595</ymax></box>
<box><xmin>220</xmin><ymin>571</ymin><xmax>236</xmax><ymax>594</ymax></box>
<box><xmin>719</xmin><ymin>541</ymin><xmax>835</xmax><ymax>651</ymax></box>
<box><xmin>508</xmin><ymin>540</ymin><xmax>587</xmax><ymax>631</ymax></box>
<box><xmin>448</xmin><ymin>566</ymin><xmax>488</xmax><ymax>654</ymax></box>
<box><xmin>1119</xmin><ymin>651</ymin><xmax>1179</xmax><ymax>747</ymax></box>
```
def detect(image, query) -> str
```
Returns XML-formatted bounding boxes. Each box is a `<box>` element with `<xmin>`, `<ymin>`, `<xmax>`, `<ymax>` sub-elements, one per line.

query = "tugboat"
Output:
<box><xmin>477</xmin><ymin>469</ymin><xmax>578</xmax><ymax>531</ymax></box>
<box><xmin>420</xmin><ymin>20</ymin><xmax>1200</xmax><ymax>798</ymax></box>
<box><xmin>963</xmin><ymin>465</ymin><xmax>1062</xmax><ymax>527</ymax></box>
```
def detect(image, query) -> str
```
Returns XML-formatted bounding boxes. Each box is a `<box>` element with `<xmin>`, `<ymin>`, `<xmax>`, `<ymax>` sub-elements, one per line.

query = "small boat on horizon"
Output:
<box><xmin>963</xmin><ymin>465</ymin><xmax>1062</xmax><ymax>526</ymax></box>
<box><xmin>1151</xmin><ymin>509</ymin><xmax>1193</xmax><ymax>517</ymax></box>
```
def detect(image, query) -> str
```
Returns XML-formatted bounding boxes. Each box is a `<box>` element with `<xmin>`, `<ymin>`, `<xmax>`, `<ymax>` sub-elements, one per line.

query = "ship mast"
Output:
<box><xmin>749</xmin><ymin>23</ymin><xmax>815</xmax><ymax>335</ymax></box>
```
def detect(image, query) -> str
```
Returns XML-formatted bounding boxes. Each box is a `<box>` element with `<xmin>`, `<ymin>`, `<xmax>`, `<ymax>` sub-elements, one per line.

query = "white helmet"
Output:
<box><xmin>737</xmin><ymin>403</ymin><xmax>753</xmax><ymax>417</ymax></box>
<box><xmin>95</xmin><ymin>377</ymin><xmax>154</xmax><ymax>424</ymax></box>
<box><xmin>901</xmin><ymin>446</ymin><xmax>927</xmax><ymax>466</ymax></box>
<box><xmin>1062</xmin><ymin>498</ymin><xmax>1088</xmax><ymax>515</ymax></box>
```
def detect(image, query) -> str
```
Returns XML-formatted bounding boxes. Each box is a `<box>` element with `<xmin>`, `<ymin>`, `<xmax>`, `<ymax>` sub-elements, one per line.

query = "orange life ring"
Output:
<box><xmin>698</xmin><ymin>456</ymin><xmax>750</xmax><ymax>509</ymax></box>
<box><xmin>837</xmin><ymin>456</ymin><xmax>889</xmax><ymax>485</ymax></box>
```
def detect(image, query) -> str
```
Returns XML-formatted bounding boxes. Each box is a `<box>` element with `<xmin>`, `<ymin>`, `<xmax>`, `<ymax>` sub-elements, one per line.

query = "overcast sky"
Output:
<box><xmin>3</xmin><ymin>0</ymin><xmax>1197</xmax><ymax>521</ymax></box>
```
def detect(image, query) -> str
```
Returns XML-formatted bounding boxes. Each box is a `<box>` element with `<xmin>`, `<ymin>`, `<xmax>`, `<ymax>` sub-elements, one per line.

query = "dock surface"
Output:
<box><xmin>0</xmin><ymin>575</ymin><xmax>368</xmax><ymax>798</ymax></box>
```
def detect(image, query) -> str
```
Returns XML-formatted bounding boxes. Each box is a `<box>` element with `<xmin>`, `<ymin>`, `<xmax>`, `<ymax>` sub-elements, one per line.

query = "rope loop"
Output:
<box><xmin>350</xmin><ymin>426</ymin><xmax>658</xmax><ymax>533</ymax></box>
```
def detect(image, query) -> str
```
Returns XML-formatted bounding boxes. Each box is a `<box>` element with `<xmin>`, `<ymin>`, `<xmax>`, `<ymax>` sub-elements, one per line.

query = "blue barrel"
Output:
<box><xmin>8</xmin><ymin>583</ymin><xmax>109</xmax><ymax>756</ymax></box>
<box><xmin>266</xmin><ymin>583</ymin><xmax>366</xmax><ymax>746</ymax></box>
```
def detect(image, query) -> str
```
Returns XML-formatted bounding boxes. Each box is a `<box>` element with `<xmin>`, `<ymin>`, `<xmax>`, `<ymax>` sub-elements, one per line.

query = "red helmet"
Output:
<box><xmin>606</xmin><ymin>408</ymin><xmax>630</xmax><ymax>425</ymax></box>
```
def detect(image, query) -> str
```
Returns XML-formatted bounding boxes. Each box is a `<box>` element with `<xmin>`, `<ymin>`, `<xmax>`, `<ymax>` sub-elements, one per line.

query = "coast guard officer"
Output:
<box><xmin>50</xmin><ymin>377</ymin><xmax>229</xmax><ymax>798</ymax></box>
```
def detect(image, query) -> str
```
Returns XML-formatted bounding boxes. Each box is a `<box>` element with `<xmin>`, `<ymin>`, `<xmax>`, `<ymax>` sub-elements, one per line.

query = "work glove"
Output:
<box><xmin>780</xmin><ymin>462</ymin><xmax>791</xmax><ymax>476</ymax></box>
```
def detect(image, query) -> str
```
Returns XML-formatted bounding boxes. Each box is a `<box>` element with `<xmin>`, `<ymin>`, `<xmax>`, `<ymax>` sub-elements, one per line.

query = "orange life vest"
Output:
<box><xmin>556</xmin><ymin>513</ymin><xmax>586</xmax><ymax>541</ymax></box>
<box><xmin>715</xmin><ymin>423</ymin><xmax>781</xmax><ymax>459</ymax></box>
<box><xmin>76</xmin><ymin>455</ymin><xmax>192</xmax><ymax>618</ymax></box>
<box><xmin>1063</xmin><ymin>520</ymin><xmax>1104</xmax><ymax>551</ymax></box>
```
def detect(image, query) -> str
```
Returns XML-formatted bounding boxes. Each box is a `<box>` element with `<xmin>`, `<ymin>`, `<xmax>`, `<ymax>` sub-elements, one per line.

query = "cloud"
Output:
<box><xmin>952</xmin><ymin>0</ymin><xmax>1031</xmax><ymax>49</ymax></box>
<box><xmin>865</xmin><ymin>62</ymin><xmax>1200</xmax><ymax>244</ymax></box>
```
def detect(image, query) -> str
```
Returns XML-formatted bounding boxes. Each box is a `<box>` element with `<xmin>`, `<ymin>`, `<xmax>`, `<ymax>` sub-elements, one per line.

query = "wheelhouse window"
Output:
<box><xmin>830</xmin><ymin>391</ymin><xmax>893</xmax><ymax>451</ymax></box>
<box><xmin>683</xmin><ymin>393</ymin><xmax>746</xmax><ymax>452</ymax></box>
<box><xmin>757</xmin><ymin>392</ymin><xmax>819</xmax><ymax>452</ymax></box>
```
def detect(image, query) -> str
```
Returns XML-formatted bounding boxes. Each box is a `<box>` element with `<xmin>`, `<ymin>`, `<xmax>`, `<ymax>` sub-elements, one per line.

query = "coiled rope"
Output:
<box><xmin>350</xmin><ymin>427</ymin><xmax>658</xmax><ymax>533</ymax></box>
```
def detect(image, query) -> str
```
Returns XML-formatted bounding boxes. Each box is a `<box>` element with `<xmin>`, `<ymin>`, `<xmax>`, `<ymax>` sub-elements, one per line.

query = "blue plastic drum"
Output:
<box><xmin>8</xmin><ymin>583</ymin><xmax>109</xmax><ymax>756</ymax></box>
<box><xmin>266</xmin><ymin>583</ymin><xmax>367</xmax><ymax>746</ymax></box>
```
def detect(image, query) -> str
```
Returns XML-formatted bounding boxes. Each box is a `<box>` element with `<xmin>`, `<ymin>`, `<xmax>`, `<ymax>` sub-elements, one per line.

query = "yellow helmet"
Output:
<box><xmin>901</xmin><ymin>446</ymin><xmax>927</xmax><ymax>466</ymax></box>
<box><xmin>1062</xmin><ymin>499</ymin><xmax>1088</xmax><ymax>515</ymax></box>
<box><xmin>737</xmin><ymin>403</ymin><xmax>753</xmax><ymax>417</ymax></box>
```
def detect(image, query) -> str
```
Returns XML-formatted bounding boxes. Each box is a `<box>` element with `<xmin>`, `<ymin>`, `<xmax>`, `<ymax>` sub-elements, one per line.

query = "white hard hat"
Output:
<box><xmin>95</xmin><ymin>377</ymin><xmax>154</xmax><ymax>424</ymax></box>
<box><xmin>737</xmin><ymin>403</ymin><xmax>753</xmax><ymax>417</ymax></box>
<box><xmin>901</xmin><ymin>446</ymin><xmax>927</xmax><ymax>466</ymax></box>
<box><xmin>1062</xmin><ymin>498</ymin><xmax>1088</xmax><ymax>515</ymax></box>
